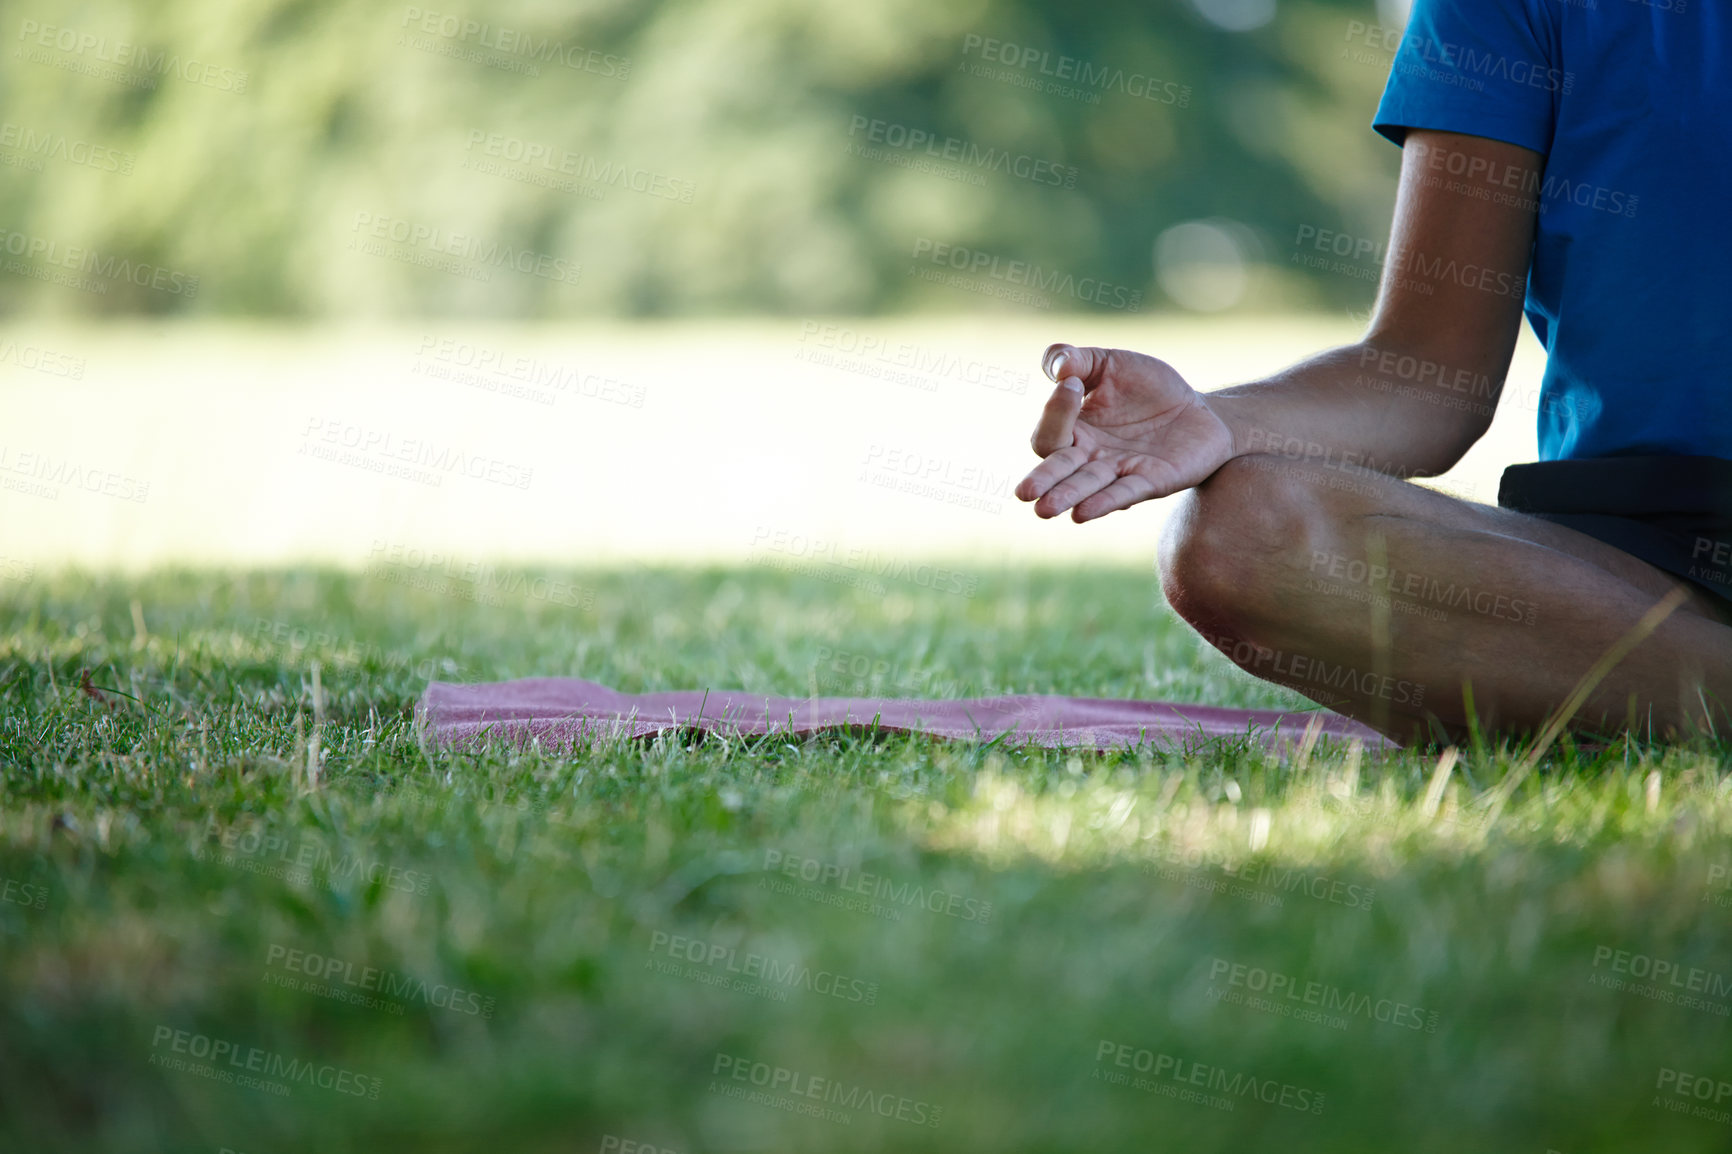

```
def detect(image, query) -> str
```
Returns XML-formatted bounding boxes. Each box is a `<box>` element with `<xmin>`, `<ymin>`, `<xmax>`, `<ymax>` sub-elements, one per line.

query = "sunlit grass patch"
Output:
<box><xmin>2</xmin><ymin>566</ymin><xmax>1730</xmax><ymax>1153</ymax></box>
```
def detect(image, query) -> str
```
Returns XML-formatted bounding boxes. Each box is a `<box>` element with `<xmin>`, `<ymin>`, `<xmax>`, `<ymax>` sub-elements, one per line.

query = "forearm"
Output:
<box><xmin>1200</xmin><ymin>127</ymin><xmax>1540</xmax><ymax>481</ymax></box>
<box><xmin>1206</xmin><ymin>337</ymin><xmax>1503</xmax><ymax>480</ymax></box>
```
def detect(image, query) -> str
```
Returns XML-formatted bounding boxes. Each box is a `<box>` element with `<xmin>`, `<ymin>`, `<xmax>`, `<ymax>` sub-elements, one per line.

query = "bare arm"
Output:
<box><xmin>1017</xmin><ymin>129</ymin><xmax>1544</xmax><ymax>522</ymax></box>
<box><xmin>1209</xmin><ymin>128</ymin><xmax>1542</xmax><ymax>476</ymax></box>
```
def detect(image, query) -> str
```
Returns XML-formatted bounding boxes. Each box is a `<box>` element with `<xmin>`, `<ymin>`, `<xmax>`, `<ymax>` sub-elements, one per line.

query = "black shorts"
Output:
<box><xmin>1498</xmin><ymin>455</ymin><xmax>1732</xmax><ymax>609</ymax></box>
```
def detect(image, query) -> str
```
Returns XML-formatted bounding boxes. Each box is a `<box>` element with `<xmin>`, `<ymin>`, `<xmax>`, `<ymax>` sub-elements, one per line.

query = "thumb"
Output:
<box><xmin>1030</xmin><ymin>376</ymin><xmax>1085</xmax><ymax>457</ymax></box>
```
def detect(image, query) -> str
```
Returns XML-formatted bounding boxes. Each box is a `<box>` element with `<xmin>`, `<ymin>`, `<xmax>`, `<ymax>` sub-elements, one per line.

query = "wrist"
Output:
<box><xmin>1203</xmin><ymin>393</ymin><xmax>1254</xmax><ymax>460</ymax></box>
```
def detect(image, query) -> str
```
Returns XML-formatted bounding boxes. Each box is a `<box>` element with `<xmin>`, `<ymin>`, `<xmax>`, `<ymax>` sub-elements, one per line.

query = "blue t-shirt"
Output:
<box><xmin>1372</xmin><ymin>0</ymin><xmax>1730</xmax><ymax>462</ymax></box>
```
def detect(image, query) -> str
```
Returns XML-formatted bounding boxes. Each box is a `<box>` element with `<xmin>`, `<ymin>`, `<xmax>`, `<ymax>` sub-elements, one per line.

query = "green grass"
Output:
<box><xmin>3</xmin><ymin>565</ymin><xmax>1731</xmax><ymax>1153</ymax></box>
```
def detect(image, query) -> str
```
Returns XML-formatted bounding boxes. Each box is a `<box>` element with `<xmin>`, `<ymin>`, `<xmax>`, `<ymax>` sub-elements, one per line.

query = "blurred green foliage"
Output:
<box><xmin>0</xmin><ymin>0</ymin><xmax>1403</xmax><ymax>317</ymax></box>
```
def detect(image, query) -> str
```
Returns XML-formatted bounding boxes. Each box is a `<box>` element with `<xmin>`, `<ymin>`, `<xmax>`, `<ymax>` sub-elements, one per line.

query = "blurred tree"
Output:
<box><xmin>0</xmin><ymin>0</ymin><xmax>1403</xmax><ymax>318</ymax></box>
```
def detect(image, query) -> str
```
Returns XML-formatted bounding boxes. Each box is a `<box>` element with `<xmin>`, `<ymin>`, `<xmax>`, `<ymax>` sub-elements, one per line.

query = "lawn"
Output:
<box><xmin>2</xmin><ymin>565</ymin><xmax>1730</xmax><ymax>1153</ymax></box>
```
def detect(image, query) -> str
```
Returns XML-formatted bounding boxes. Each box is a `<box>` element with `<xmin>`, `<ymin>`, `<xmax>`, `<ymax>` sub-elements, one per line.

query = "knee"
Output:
<box><xmin>1157</xmin><ymin>455</ymin><xmax>1329</xmax><ymax>635</ymax></box>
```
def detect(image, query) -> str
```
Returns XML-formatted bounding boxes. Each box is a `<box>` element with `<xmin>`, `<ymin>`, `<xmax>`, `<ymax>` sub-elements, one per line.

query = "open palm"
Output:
<box><xmin>1015</xmin><ymin>344</ymin><xmax>1236</xmax><ymax>522</ymax></box>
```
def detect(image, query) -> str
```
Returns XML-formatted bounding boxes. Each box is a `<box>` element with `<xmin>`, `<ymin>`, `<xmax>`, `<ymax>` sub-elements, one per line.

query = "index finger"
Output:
<box><xmin>1041</xmin><ymin>343</ymin><xmax>1105</xmax><ymax>388</ymax></box>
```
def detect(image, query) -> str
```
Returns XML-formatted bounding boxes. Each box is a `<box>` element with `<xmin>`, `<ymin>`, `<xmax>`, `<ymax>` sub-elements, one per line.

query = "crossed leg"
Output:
<box><xmin>1157</xmin><ymin>456</ymin><xmax>1732</xmax><ymax>744</ymax></box>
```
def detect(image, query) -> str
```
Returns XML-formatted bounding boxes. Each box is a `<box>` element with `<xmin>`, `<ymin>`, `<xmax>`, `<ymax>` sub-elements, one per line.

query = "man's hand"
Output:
<box><xmin>1016</xmin><ymin>131</ymin><xmax>1542</xmax><ymax>524</ymax></box>
<box><xmin>1015</xmin><ymin>343</ymin><xmax>1236</xmax><ymax>522</ymax></box>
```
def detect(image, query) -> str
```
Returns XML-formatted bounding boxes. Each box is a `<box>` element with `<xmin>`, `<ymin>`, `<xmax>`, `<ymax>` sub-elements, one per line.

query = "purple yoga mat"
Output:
<box><xmin>418</xmin><ymin>678</ymin><xmax>1394</xmax><ymax>753</ymax></box>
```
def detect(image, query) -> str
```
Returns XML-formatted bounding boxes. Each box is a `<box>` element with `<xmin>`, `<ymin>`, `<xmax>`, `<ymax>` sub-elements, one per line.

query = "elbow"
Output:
<box><xmin>1350</xmin><ymin>335</ymin><xmax>1505</xmax><ymax>477</ymax></box>
<box><xmin>1408</xmin><ymin>404</ymin><xmax>1498</xmax><ymax>477</ymax></box>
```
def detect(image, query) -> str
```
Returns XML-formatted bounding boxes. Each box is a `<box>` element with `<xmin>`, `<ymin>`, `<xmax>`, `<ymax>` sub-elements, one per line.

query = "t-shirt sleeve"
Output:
<box><xmin>1372</xmin><ymin>0</ymin><xmax>1562</xmax><ymax>154</ymax></box>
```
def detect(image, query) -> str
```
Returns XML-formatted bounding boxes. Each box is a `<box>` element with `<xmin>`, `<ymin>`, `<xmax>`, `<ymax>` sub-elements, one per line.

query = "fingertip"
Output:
<box><xmin>1043</xmin><ymin>344</ymin><xmax>1074</xmax><ymax>382</ymax></box>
